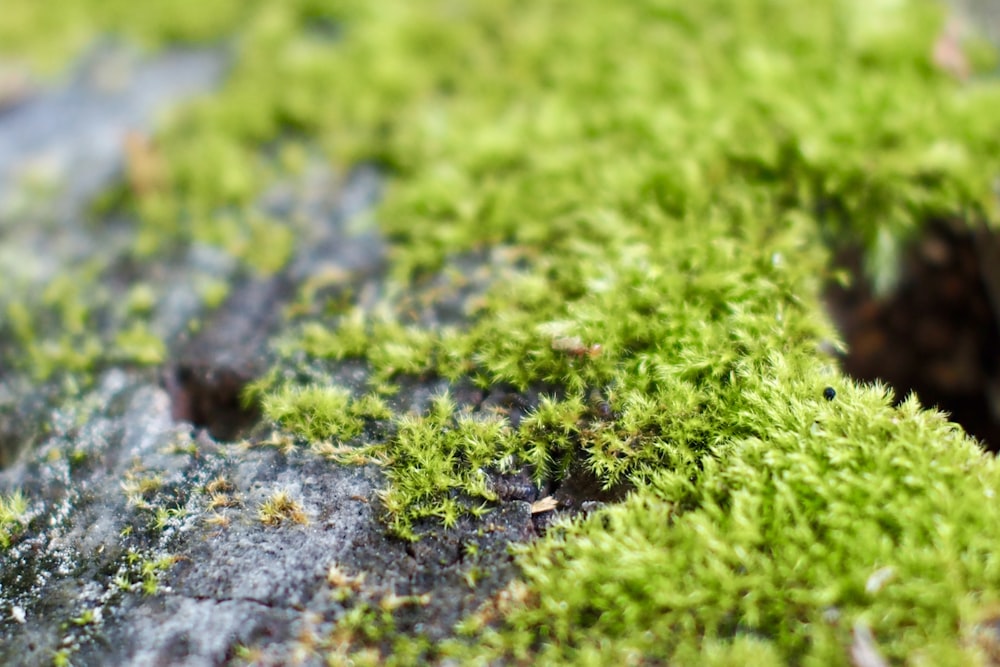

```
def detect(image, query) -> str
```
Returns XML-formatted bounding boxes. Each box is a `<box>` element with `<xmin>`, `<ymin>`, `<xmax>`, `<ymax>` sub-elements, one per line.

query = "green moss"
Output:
<box><xmin>151</xmin><ymin>506</ymin><xmax>188</xmax><ymax>533</ymax></box>
<box><xmin>0</xmin><ymin>0</ymin><xmax>264</xmax><ymax>73</ymax></box>
<box><xmin>197</xmin><ymin>277</ymin><xmax>231</xmax><ymax>310</ymax></box>
<box><xmin>0</xmin><ymin>491</ymin><xmax>28</xmax><ymax>549</ymax></box>
<box><xmin>368</xmin><ymin>393</ymin><xmax>510</xmax><ymax>538</ymax></box>
<box><xmin>121</xmin><ymin>472</ymin><xmax>164</xmax><ymax>509</ymax></box>
<box><xmin>123</xmin><ymin>284</ymin><xmax>156</xmax><ymax>317</ymax></box>
<box><xmin>261</xmin><ymin>384</ymin><xmax>363</xmax><ymax>442</ymax></box>
<box><xmin>139</xmin><ymin>554</ymin><xmax>178</xmax><ymax>596</ymax></box>
<box><xmin>224</xmin><ymin>0</ymin><xmax>1000</xmax><ymax>661</ymax></box>
<box><xmin>238</xmin><ymin>0</ymin><xmax>1000</xmax><ymax>527</ymax></box>
<box><xmin>258</xmin><ymin>489</ymin><xmax>308</xmax><ymax>526</ymax></box>
<box><xmin>438</xmin><ymin>390</ymin><xmax>1000</xmax><ymax>664</ymax></box>
<box><xmin>4</xmin><ymin>278</ymin><xmax>104</xmax><ymax>381</ymax></box>
<box><xmin>52</xmin><ymin>647</ymin><xmax>72</xmax><ymax>667</ymax></box>
<box><xmin>294</xmin><ymin>309</ymin><xmax>444</xmax><ymax>385</ymax></box>
<box><xmin>113</xmin><ymin>322</ymin><xmax>166</xmax><ymax>366</ymax></box>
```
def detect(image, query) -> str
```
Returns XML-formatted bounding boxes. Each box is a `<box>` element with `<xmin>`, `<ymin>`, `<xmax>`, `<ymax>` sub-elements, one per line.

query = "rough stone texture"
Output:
<box><xmin>0</xmin><ymin>368</ymin><xmax>535</xmax><ymax>665</ymax></box>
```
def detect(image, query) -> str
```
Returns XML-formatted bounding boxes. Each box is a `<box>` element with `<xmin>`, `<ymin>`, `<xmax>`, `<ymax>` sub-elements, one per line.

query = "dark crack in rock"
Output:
<box><xmin>0</xmin><ymin>43</ymin><xmax>226</xmax><ymax>227</ymax></box>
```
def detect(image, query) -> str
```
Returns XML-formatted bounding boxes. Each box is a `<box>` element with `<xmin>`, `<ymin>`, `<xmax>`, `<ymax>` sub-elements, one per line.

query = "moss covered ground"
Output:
<box><xmin>5</xmin><ymin>0</ymin><xmax>1000</xmax><ymax>663</ymax></box>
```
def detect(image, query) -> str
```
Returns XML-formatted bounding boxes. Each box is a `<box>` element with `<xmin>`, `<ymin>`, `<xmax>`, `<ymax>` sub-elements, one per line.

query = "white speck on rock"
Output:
<box><xmin>10</xmin><ymin>605</ymin><xmax>25</xmax><ymax>623</ymax></box>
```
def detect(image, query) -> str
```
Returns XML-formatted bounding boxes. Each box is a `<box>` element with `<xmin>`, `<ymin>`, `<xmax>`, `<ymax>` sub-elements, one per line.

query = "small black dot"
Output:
<box><xmin>823</xmin><ymin>387</ymin><xmax>836</xmax><ymax>401</ymax></box>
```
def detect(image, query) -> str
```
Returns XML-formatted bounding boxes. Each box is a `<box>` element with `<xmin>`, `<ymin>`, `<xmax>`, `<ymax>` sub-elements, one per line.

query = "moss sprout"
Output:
<box><xmin>140</xmin><ymin>554</ymin><xmax>178</xmax><ymax>596</ymax></box>
<box><xmin>0</xmin><ymin>491</ymin><xmax>28</xmax><ymax>549</ymax></box>
<box><xmin>121</xmin><ymin>472</ymin><xmax>163</xmax><ymax>509</ymax></box>
<box><xmin>258</xmin><ymin>489</ymin><xmax>308</xmax><ymax>527</ymax></box>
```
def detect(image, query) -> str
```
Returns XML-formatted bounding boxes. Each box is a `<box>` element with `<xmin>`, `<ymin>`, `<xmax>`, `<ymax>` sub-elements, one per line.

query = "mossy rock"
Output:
<box><xmin>3</xmin><ymin>0</ymin><xmax>1000</xmax><ymax>664</ymax></box>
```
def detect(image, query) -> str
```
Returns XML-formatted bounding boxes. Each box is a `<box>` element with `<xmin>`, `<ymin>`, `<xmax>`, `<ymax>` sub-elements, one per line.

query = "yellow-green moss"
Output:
<box><xmin>0</xmin><ymin>0</ymin><xmax>263</xmax><ymax>73</ymax></box>
<box><xmin>233</xmin><ymin>0</ymin><xmax>1000</xmax><ymax>662</ymax></box>
<box><xmin>261</xmin><ymin>384</ymin><xmax>362</xmax><ymax>442</ymax></box>
<box><xmin>7</xmin><ymin>0</ymin><xmax>1000</xmax><ymax>663</ymax></box>
<box><xmin>251</xmin><ymin>0</ymin><xmax>1000</xmax><ymax>529</ymax></box>
<box><xmin>258</xmin><ymin>489</ymin><xmax>308</xmax><ymax>526</ymax></box>
<box><xmin>440</xmin><ymin>390</ymin><xmax>1000</xmax><ymax>664</ymax></box>
<box><xmin>0</xmin><ymin>491</ymin><xmax>28</xmax><ymax>549</ymax></box>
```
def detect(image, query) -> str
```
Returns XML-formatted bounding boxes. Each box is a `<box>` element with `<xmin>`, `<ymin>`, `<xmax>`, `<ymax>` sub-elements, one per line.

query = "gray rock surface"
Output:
<box><xmin>1</xmin><ymin>367</ymin><xmax>534</xmax><ymax>665</ymax></box>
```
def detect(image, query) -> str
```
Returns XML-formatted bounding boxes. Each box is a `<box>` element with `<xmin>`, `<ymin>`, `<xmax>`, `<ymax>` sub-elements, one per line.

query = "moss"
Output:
<box><xmin>69</xmin><ymin>608</ymin><xmax>99</xmax><ymax>627</ymax></box>
<box><xmin>0</xmin><ymin>491</ymin><xmax>28</xmax><ymax>549</ymax></box>
<box><xmin>109</xmin><ymin>549</ymin><xmax>177</xmax><ymax>598</ymax></box>
<box><xmin>237</xmin><ymin>0</ymin><xmax>999</xmax><ymax>508</ymax></box>
<box><xmin>139</xmin><ymin>554</ymin><xmax>179</xmax><ymax>596</ymax></box>
<box><xmin>121</xmin><ymin>472</ymin><xmax>164</xmax><ymax>509</ymax></box>
<box><xmin>0</xmin><ymin>0</ymin><xmax>265</xmax><ymax>74</ymax></box>
<box><xmin>436</xmin><ymin>390</ymin><xmax>1000</xmax><ymax>663</ymax></box>
<box><xmin>123</xmin><ymin>283</ymin><xmax>156</xmax><ymax>317</ymax></box>
<box><xmin>151</xmin><ymin>506</ymin><xmax>188</xmax><ymax>533</ymax></box>
<box><xmin>4</xmin><ymin>295</ymin><xmax>103</xmax><ymax>382</ymax></box>
<box><xmin>188</xmin><ymin>211</ymin><xmax>295</xmax><ymax>276</ymax></box>
<box><xmin>52</xmin><ymin>647</ymin><xmax>72</xmax><ymax>667</ymax></box>
<box><xmin>112</xmin><ymin>323</ymin><xmax>166</xmax><ymax>366</ymax></box>
<box><xmin>3</xmin><ymin>258</ymin><xmax>161</xmax><ymax>383</ymax></box>
<box><xmin>261</xmin><ymin>384</ymin><xmax>362</xmax><ymax>442</ymax></box>
<box><xmin>223</xmin><ymin>0</ymin><xmax>1000</xmax><ymax>661</ymax></box>
<box><xmin>365</xmin><ymin>392</ymin><xmax>511</xmax><ymax>539</ymax></box>
<box><xmin>6</xmin><ymin>0</ymin><xmax>1000</xmax><ymax>662</ymax></box>
<box><xmin>258</xmin><ymin>489</ymin><xmax>308</xmax><ymax>526</ymax></box>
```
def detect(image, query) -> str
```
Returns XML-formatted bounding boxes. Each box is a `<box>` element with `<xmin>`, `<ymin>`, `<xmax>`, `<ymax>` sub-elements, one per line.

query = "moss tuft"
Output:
<box><xmin>261</xmin><ymin>384</ymin><xmax>362</xmax><ymax>443</ymax></box>
<box><xmin>258</xmin><ymin>489</ymin><xmax>308</xmax><ymax>527</ymax></box>
<box><xmin>0</xmin><ymin>491</ymin><xmax>28</xmax><ymax>549</ymax></box>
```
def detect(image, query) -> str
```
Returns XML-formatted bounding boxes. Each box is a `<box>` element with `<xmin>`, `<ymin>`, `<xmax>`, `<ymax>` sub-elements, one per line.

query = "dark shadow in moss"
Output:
<box><xmin>826</xmin><ymin>218</ymin><xmax>1000</xmax><ymax>451</ymax></box>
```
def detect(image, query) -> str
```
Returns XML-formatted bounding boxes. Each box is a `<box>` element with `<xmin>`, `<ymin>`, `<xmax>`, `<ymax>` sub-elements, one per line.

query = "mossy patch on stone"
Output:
<box><xmin>228</xmin><ymin>0</ymin><xmax>1000</xmax><ymax>662</ymax></box>
<box><xmin>4</xmin><ymin>0</ymin><xmax>1000</xmax><ymax>663</ymax></box>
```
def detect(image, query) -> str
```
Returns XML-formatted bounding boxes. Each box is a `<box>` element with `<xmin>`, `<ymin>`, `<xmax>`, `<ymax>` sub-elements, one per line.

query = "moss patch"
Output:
<box><xmin>441</xmin><ymin>391</ymin><xmax>1000</xmax><ymax>664</ymax></box>
<box><xmin>253</xmin><ymin>0</ymin><xmax>1000</xmax><ymax>532</ymax></box>
<box><xmin>258</xmin><ymin>489</ymin><xmax>308</xmax><ymax>526</ymax></box>
<box><xmin>6</xmin><ymin>0</ymin><xmax>1000</xmax><ymax>663</ymax></box>
<box><xmin>233</xmin><ymin>0</ymin><xmax>1000</xmax><ymax>662</ymax></box>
